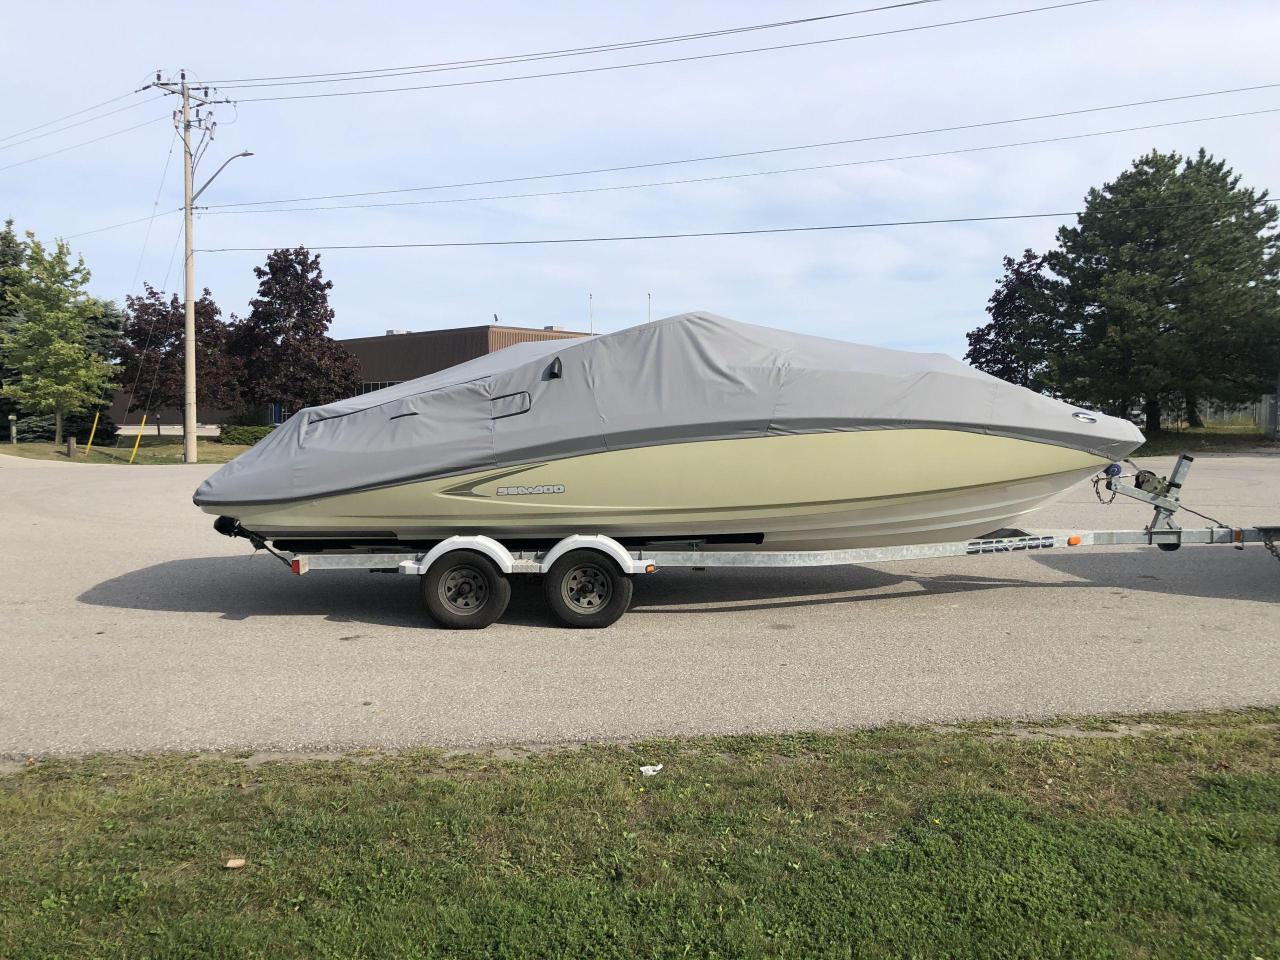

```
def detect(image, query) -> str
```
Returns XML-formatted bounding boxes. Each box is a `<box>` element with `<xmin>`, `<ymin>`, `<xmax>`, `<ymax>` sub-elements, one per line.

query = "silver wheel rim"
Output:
<box><xmin>439</xmin><ymin>565</ymin><xmax>489</xmax><ymax>614</ymax></box>
<box><xmin>561</xmin><ymin>563</ymin><xmax>612</xmax><ymax>612</ymax></box>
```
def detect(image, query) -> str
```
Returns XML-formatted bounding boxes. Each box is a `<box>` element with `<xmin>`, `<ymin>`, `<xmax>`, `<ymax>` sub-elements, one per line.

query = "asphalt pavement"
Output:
<box><xmin>1</xmin><ymin>449</ymin><xmax>1277</xmax><ymax>755</ymax></box>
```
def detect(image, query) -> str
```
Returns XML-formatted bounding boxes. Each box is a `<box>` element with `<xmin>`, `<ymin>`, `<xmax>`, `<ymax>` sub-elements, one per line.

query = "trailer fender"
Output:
<box><xmin>540</xmin><ymin>535</ymin><xmax>651</xmax><ymax>575</ymax></box>
<box><xmin>400</xmin><ymin>535</ymin><xmax>516</xmax><ymax>576</ymax></box>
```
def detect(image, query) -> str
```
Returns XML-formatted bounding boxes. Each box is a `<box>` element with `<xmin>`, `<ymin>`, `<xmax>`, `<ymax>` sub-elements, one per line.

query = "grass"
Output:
<box><xmin>2</xmin><ymin>708</ymin><xmax>1279</xmax><ymax>958</ymax></box>
<box><xmin>0</xmin><ymin>437</ymin><xmax>249</xmax><ymax>465</ymax></box>
<box><xmin>1136</xmin><ymin>426</ymin><xmax>1277</xmax><ymax>457</ymax></box>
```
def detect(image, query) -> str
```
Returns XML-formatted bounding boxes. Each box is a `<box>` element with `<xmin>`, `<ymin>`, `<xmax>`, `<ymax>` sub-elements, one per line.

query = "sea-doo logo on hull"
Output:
<box><xmin>495</xmin><ymin>484</ymin><xmax>566</xmax><ymax>496</ymax></box>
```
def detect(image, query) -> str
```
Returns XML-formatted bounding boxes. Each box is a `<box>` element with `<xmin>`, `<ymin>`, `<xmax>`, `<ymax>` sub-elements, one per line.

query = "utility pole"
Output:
<box><xmin>148</xmin><ymin>71</ymin><xmax>247</xmax><ymax>463</ymax></box>
<box><xmin>179</xmin><ymin>76</ymin><xmax>197</xmax><ymax>463</ymax></box>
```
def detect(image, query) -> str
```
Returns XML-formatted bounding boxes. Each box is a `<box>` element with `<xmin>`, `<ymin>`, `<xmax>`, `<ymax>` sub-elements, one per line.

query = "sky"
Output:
<box><xmin>2</xmin><ymin>0</ymin><xmax>1279</xmax><ymax>357</ymax></box>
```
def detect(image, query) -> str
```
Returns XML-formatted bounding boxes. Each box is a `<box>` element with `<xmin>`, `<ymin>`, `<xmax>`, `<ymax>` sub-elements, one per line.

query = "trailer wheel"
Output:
<box><xmin>422</xmin><ymin>550</ymin><xmax>511</xmax><ymax>629</ymax></box>
<box><xmin>543</xmin><ymin>549</ymin><xmax>633</xmax><ymax>628</ymax></box>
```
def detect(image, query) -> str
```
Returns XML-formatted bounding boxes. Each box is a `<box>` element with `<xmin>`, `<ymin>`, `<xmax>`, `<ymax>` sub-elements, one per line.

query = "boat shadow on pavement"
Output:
<box><xmin>75</xmin><ymin>548</ymin><xmax>1277</xmax><ymax>629</ymax></box>
<box><xmin>627</xmin><ymin>550</ymin><xmax>1277</xmax><ymax>615</ymax></box>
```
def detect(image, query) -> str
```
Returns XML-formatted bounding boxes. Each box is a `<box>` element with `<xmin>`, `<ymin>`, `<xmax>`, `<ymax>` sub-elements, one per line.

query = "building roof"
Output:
<box><xmin>338</xmin><ymin>324</ymin><xmax>589</xmax><ymax>385</ymax></box>
<box><xmin>339</xmin><ymin>324</ymin><xmax>588</xmax><ymax>345</ymax></box>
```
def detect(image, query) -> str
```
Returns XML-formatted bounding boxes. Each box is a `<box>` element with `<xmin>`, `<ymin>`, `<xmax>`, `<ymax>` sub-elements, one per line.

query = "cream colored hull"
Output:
<box><xmin>212</xmin><ymin>429</ymin><xmax>1109</xmax><ymax>550</ymax></box>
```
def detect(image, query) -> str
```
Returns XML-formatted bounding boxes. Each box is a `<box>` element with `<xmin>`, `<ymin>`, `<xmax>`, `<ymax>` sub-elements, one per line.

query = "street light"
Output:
<box><xmin>193</xmin><ymin>150</ymin><xmax>254</xmax><ymax>203</ymax></box>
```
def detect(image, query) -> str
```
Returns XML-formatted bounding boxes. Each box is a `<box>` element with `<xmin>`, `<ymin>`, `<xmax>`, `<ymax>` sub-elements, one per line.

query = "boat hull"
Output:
<box><xmin>208</xmin><ymin>428</ymin><xmax>1111</xmax><ymax>551</ymax></box>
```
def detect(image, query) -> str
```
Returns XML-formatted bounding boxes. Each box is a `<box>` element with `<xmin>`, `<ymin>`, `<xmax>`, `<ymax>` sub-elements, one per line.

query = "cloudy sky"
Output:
<box><xmin>3</xmin><ymin>0</ymin><xmax>1278</xmax><ymax>356</ymax></box>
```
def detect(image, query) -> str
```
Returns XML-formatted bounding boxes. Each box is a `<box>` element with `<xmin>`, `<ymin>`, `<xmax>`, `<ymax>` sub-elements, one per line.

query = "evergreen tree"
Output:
<box><xmin>0</xmin><ymin>235</ymin><xmax>115</xmax><ymax>443</ymax></box>
<box><xmin>0</xmin><ymin>219</ymin><xmax>29</xmax><ymax>422</ymax></box>
<box><xmin>0</xmin><ymin>219</ymin><xmax>24</xmax><ymax>313</ymax></box>
<box><xmin>1048</xmin><ymin>149</ymin><xmax>1280</xmax><ymax>433</ymax></box>
<box><xmin>967</xmin><ymin>150</ymin><xmax>1280</xmax><ymax>434</ymax></box>
<box><xmin>230</xmin><ymin>247</ymin><xmax>359</xmax><ymax>415</ymax></box>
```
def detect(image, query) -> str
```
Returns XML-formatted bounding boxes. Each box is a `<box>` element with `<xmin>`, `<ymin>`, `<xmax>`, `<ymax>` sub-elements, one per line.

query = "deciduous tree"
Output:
<box><xmin>230</xmin><ymin>247</ymin><xmax>359</xmax><ymax>416</ymax></box>
<box><xmin>0</xmin><ymin>234</ymin><xmax>115</xmax><ymax>443</ymax></box>
<box><xmin>116</xmin><ymin>284</ymin><xmax>241</xmax><ymax>417</ymax></box>
<box><xmin>964</xmin><ymin>250</ymin><xmax>1061</xmax><ymax>393</ymax></box>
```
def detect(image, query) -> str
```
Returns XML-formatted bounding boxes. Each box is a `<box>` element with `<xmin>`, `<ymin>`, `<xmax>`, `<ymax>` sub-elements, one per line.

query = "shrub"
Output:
<box><xmin>218</xmin><ymin>424</ymin><xmax>275</xmax><ymax>446</ymax></box>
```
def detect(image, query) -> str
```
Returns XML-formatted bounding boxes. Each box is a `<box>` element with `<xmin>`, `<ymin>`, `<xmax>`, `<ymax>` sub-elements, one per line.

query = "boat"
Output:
<box><xmin>195</xmin><ymin>311</ymin><xmax>1145</xmax><ymax>553</ymax></box>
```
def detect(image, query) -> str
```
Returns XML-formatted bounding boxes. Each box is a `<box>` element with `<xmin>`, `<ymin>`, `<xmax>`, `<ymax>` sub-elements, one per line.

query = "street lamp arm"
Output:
<box><xmin>192</xmin><ymin>150</ymin><xmax>253</xmax><ymax>203</ymax></box>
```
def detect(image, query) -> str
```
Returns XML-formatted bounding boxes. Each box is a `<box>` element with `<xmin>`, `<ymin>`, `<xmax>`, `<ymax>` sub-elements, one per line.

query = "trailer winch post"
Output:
<box><xmin>1105</xmin><ymin>454</ymin><xmax>1197</xmax><ymax>549</ymax></box>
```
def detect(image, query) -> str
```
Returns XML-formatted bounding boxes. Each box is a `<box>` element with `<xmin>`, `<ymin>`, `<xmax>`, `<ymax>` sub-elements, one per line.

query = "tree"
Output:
<box><xmin>0</xmin><ymin>235</ymin><xmax>115</xmax><ymax>443</ymax></box>
<box><xmin>116</xmin><ymin>284</ymin><xmax>242</xmax><ymax>417</ymax></box>
<box><xmin>85</xmin><ymin>297</ymin><xmax>125</xmax><ymax>364</ymax></box>
<box><xmin>0</xmin><ymin>219</ymin><xmax>24</xmax><ymax>313</ymax></box>
<box><xmin>0</xmin><ymin>219</ymin><xmax>29</xmax><ymax>423</ymax></box>
<box><xmin>964</xmin><ymin>250</ymin><xmax>1062</xmax><ymax>393</ymax></box>
<box><xmin>1048</xmin><ymin>149</ymin><xmax>1280</xmax><ymax>433</ymax></box>
<box><xmin>966</xmin><ymin>150</ymin><xmax>1280</xmax><ymax>434</ymax></box>
<box><xmin>230</xmin><ymin>247</ymin><xmax>359</xmax><ymax>414</ymax></box>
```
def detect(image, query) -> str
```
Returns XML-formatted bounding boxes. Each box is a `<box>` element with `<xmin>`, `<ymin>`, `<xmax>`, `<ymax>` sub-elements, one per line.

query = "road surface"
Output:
<box><xmin>1</xmin><ymin>450</ymin><xmax>1276</xmax><ymax>755</ymax></box>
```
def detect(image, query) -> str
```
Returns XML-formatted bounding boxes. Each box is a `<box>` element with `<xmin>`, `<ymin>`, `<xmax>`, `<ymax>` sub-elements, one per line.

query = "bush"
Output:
<box><xmin>218</xmin><ymin>424</ymin><xmax>275</xmax><ymax>445</ymax></box>
<box><xmin>14</xmin><ymin>410</ymin><xmax>119</xmax><ymax>445</ymax></box>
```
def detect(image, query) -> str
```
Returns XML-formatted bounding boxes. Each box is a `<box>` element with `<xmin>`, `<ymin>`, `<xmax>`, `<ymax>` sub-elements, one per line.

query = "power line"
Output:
<box><xmin>197</xmin><ymin>199</ymin><xmax>1280</xmax><ymax>253</ymax></box>
<box><xmin>128</xmin><ymin>130</ymin><xmax>180</xmax><ymax>292</ymax></box>
<box><xmin>0</xmin><ymin>116</ymin><xmax>169</xmax><ymax>174</ymax></box>
<box><xmin>0</xmin><ymin>89</ymin><xmax>143</xmax><ymax>144</ymax></box>
<box><xmin>196</xmin><ymin>106</ymin><xmax>1280</xmax><ymax>217</ymax></box>
<box><xmin>0</xmin><ymin>96</ymin><xmax>164</xmax><ymax>153</ymax></box>
<box><xmin>234</xmin><ymin>0</ymin><xmax>1104</xmax><ymax>102</ymax></box>
<box><xmin>202</xmin><ymin>80</ymin><xmax>1280</xmax><ymax>210</ymax></box>
<box><xmin>208</xmin><ymin>0</ymin><xmax>947</xmax><ymax>88</ymax></box>
<box><xmin>160</xmin><ymin>218</ymin><xmax>186</xmax><ymax>292</ymax></box>
<box><xmin>62</xmin><ymin>209</ymin><xmax>182</xmax><ymax>241</ymax></box>
<box><xmin>66</xmin><ymin>84</ymin><xmax>1280</xmax><ymax>238</ymax></box>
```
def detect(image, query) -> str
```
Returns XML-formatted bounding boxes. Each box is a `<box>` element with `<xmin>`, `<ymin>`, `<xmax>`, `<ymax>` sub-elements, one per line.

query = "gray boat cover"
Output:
<box><xmin>195</xmin><ymin>311</ymin><xmax>1142</xmax><ymax>506</ymax></box>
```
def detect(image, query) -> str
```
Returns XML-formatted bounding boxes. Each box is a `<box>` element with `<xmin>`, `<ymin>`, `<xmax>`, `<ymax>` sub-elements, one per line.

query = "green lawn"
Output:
<box><xmin>3</xmin><ymin>708</ymin><xmax>1278</xmax><ymax>958</ymax></box>
<box><xmin>0</xmin><ymin>438</ymin><xmax>249</xmax><ymax>465</ymax></box>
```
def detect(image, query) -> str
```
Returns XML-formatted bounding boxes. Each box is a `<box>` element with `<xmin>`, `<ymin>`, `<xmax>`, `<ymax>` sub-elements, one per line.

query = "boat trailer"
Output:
<box><xmin>271</xmin><ymin>455</ymin><xmax>1278</xmax><ymax>629</ymax></box>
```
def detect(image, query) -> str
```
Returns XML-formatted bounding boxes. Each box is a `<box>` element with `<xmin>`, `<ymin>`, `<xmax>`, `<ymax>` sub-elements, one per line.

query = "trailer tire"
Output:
<box><xmin>422</xmin><ymin>550</ymin><xmax>511</xmax><ymax>629</ymax></box>
<box><xmin>543</xmin><ymin>549</ymin><xmax>633</xmax><ymax>628</ymax></box>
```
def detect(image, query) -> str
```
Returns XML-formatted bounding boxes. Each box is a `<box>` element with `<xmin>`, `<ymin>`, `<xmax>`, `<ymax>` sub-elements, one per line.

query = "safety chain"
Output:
<box><xmin>1092</xmin><ymin>473</ymin><xmax>1119</xmax><ymax>505</ymax></box>
<box><xmin>1264</xmin><ymin>529</ymin><xmax>1280</xmax><ymax>566</ymax></box>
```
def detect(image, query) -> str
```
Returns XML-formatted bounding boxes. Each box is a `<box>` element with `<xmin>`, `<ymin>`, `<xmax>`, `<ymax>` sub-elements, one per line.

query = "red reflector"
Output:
<box><xmin>291</xmin><ymin>558</ymin><xmax>302</xmax><ymax>575</ymax></box>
